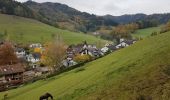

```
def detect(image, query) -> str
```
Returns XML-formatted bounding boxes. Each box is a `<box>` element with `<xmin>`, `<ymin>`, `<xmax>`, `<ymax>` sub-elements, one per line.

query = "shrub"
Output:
<box><xmin>74</xmin><ymin>54</ymin><xmax>92</xmax><ymax>63</ymax></box>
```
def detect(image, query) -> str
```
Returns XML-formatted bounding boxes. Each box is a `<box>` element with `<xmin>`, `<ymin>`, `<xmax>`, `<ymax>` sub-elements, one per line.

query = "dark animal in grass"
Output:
<box><xmin>39</xmin><ymin>93</ymin><xmax>53</xmax><ymax>100</ymax></box>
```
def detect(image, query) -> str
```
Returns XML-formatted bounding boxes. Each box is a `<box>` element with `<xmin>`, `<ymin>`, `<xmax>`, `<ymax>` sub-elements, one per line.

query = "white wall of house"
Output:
<box><xmin>63</xmin><ymin>60</ymin><xmax>77</xmax><ymax>67</ymax></box>
<box><xmin>16</xmin><ymin>51</ymin><xmax>26</xmax><ymax>58</ymax></box>
<box><xmin>26</xmin><ymin>54</ymin><xmax>40</xmax><ymax>63</ymax></box>
<box><xmin>29</xmin><ymin>58</ymin><xmax>40</xmax><ymax>63</ymax></box>
<box><xmin>88</xmin><ymin>52</ymin><xmax>93</xmax><ymax>57</ymax></box>
<box><xmin>29</xmin><ymin>43</ymin><xmax>42</xmax><ymax>48</ymax></box>
<box><xmin>116</xmin><ymin>42</ymin><xmax>129</xmax><ymax>48</ymax></box>
<box><xmin>101</xmin><ymin>47</ymin><xmax>109</xmax><ymax>53</ymax></box>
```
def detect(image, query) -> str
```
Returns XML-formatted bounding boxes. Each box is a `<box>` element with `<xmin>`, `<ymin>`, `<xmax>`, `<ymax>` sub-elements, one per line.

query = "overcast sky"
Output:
<box><xmin>16</xmin><ymin>0</ymin><xmax>170</xmax><ymax>16</ymax></box>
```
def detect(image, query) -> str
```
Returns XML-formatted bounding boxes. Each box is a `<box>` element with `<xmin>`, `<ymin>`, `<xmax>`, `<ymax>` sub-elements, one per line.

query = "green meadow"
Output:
<box><xmin>0</xmin><ymin>30</ymin><xmax>170</xmax><ymax>100</ymax></box>
<box><xmin>133</xmin><ymin>26</ymin><xmax>161</xmax><ymax>38</ymax></box>
<box><xmin>0</xmin><ymin>14</ymin><xmax>107</xmax><ymax>45</ymax></box>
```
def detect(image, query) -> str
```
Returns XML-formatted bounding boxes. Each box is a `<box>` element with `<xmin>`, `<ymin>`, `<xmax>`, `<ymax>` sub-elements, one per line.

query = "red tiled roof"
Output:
<box><xmin>0</xmin><ymin>64</ymin><xmax>25</xmax><ymax>75</ymax></box>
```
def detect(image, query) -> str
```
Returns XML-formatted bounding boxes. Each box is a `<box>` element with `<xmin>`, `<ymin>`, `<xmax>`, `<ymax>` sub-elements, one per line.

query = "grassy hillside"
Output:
<box><xmin>0</xmin><ymin>31</ymin><xmax>170</xmax><ymax>100</ymax></box>
<box><xmin>133</xmin><ymin>26</ymin><xmax>161</xmax><ymax>38</ymax></box>
<box><xmin>0</xmin><ymin>14</ymin><xmax>106</xmax><ymax>45</ymax></box>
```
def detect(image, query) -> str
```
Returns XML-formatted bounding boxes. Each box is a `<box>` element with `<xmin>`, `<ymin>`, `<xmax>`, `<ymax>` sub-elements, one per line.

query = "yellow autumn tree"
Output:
<box><xmin>42</xmin><ymin>35</ymin><xmax>66</xmax><ymax>71</ymax></box>
<box><xmin>161</xmin><ymin>21</ymin><xmax>170</xmax><ymax>33</ymax></box>
<box><xmin>74</xmin><ymin>54</ymin><xmax>92</xmax><ymax>63</ymax></box>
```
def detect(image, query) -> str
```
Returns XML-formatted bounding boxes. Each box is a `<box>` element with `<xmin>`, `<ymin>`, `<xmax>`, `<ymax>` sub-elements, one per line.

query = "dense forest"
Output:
<box><xmin>0</xmin><ymin>0</ymin><xmax>34</xmax><ymax>17</ymax></box>
<box><xmin>104</xmin><ymin>13</ymin><xmax>170</xmax><ymax>27</ymax></box>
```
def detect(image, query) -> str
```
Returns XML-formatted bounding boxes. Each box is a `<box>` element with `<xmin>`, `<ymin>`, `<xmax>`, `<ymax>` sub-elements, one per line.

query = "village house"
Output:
<box><xmin>62</xmin><ymin>59</ymin><xmax>77</xmax><ymax>67</ymax></box>
<box><xmin>107</xmin><ymin>45</ymin><xmax>117</xmax><ymax>52</ymax></box>
<box><xmin>79</xmin><ymin>42</ymin><xmax>102</xmax><ymax>57</ymax></box>
<box><xmin>101</xmin><ymin>45</ymin><xmax>117</xmax><ymax>54</ymax></box>
<box><xmin>15</xmin><ymin>48</ymin><xmax>26</xmax><ymax>58</ymax></box>
<box><xmin>66</xmin><ymin>43</ymin><xmax>86</xmax><ymax>59</ymax></box>
<box><xmin>0</xmin><ymin>64</ymin><xmax>25</xmax><ymax>86</ymax></box>
<box><xmin>101</xmin><ymin>46</ymin><xmax>109</xmax><ymax>54</ymax></box>
<box><xmin>29</xmin><ymin>43</ymin><xmax>42</xmax><ymax>48</ymax></box>
<box><xmin>101</xmin><ymin>43</ymin><xmax>117</xmax><ymax>54</ymax></box>
<box><xmin>88</xmin><ymin>48</ymin><xmax>102</xmax><ymax>57</ymax></box>
<box><xmin>64</xmin><ymin>42</ymin><xmax>103</xmax><ymax>67</ymax></box>
<box><xmin>34</xmin><ymin>67</ymin><xmax>50</xmax><ymax>75</ymax></box>
<box><xmin>68</xmin><ymin>42</ymin><xmax>102</xmax><ymax>57</ymax></box>
<box><xmin>104</xmin><ymin>43</ymin><xmax>112</xmax><ymax>47</ymax></box>
<box><xmin>66</xmin><ymin>46</ymin><xmax>75</xmax><ymax>60</ymax></box>
<box><xmin>23</xmin><ymin>70</ymin><xmax>36</xmax><ymax>82</ymax></box>
<box><xmin>26</xmin><ymin>53</ymin><xmax>41</xmax><ymax>64</ymax></box>
<box><xmin>116</xmin><ymin>38</ymin><xmax>137</xmax><ymax>49</ymax></box>
<box><xmin>65</xmin><ymin>45</ymin><xmax>82</xmax><ymax>67</ymax></box>
<box><xmin>80</xmin><ymin>47</ymin><xmax>102</xmax><ymax>57</ymax></box>
<box><xmin>24</xmin><ymin>66</ymin><xmax>51</xmax><ymax>83</ymax></box>
<box><xmin>92</xmin><ymin>32</ymin><xmax>100</xmax><ymax>36</ymax></box>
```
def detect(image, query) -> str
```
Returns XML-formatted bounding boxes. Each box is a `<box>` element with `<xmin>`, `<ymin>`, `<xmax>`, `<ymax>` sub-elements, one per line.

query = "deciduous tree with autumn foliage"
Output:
<box><xmin>42</xmin><ymin>35</ymin><xmax>66</xmax><ymax>71</ymax></box>
<box><xmin>74</xmin><ymin>54</ymin><xmax>92</xmax><ymax>63</ymax></box>
<box><xmin>160</xmin><ymin>21</ymin><xmax>170</xmax><ymax>33</ymax></box>
<box><xmin>110</xmin><ymin>23</ymin><xmax>139</xmax><ymax>43</ymax></box>
<box><xmin>0</xmin><ymin>42</ymin><xmax>18</xmax><ymax>65</ymax></box>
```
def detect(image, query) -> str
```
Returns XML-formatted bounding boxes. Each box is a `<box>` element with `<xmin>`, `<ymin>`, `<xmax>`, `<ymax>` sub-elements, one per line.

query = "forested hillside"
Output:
<box><xmin>104</xmin><ymin>13</ymin><xmax>170</xmax><ymax>25</ymax></box>
<box><xmin>24</xmin><ymin>1</ymin><xmax>118</xmax><ymax>32</ymax></box>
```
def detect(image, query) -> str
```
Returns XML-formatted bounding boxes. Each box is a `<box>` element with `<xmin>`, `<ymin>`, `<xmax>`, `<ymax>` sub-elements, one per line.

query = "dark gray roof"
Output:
<box><xmin>107</xmin><ymin>45</ymin><xmax>117</xmax><ymax>50</ymax></box>
<box><xmin>23</xmin><ymin>71</ymin><xmax>35</xmax><ymax>76</ymax></box>
<box><xmin>121</xmin><ymin>40</ymin><xmax>136</xmax><ymax>45</ymax></box>
<box><xmin>35</xmin><ymin>67</ymin><xmax>49</xmax><ymax>72</ymax></box>
<box><xmin>32</xmin><ymin>53</ymin><xmax>41</xmax><ymax>59</ymax></box>
<box><xmin>0</xmin><ymin>64</ymin><xmax>25</xmax><ymax>75</ymax></box>
<box><xmin>15</xmin><ymin>48</ymin><xmax>25</xmax><ymax>52</ymax></box>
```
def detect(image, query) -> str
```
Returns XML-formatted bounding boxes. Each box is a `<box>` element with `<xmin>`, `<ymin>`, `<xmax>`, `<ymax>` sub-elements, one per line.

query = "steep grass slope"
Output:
<box><xmin>0</xmin><ymin>32</ymin><xmax>170</xmax><ymax>100</ymax></box>
<box><xmin>133</xmin><ymin>26</ymin><xmax>161</xmax><ymax>38</ymax></box>
<box><xmin>0</xmin><ymin>14</ymin><xmax>106</xmax><ymax>44</ymax></box>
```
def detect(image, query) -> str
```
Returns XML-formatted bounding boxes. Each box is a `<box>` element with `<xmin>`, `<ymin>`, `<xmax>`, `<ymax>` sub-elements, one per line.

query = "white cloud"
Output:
<box><xmin>16</xmin><ymin>0</ymin><xmax>170</xmax><ymax>16</ymax></box>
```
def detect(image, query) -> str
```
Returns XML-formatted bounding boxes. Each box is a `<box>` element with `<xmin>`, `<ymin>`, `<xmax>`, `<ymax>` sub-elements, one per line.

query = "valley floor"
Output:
<box><xmin>0</xmin><ymin>30</ymin><xmax>170</xmax><ymax>100</ymax></box>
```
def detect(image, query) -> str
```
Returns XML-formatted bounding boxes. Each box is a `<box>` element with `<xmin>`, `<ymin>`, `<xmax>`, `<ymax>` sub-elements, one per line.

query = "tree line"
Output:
<box><xmin>0</xmin><ymin>0</ymin><xmax>58</xmax><ymax>28</ymax></box>
<box><xmin>0</xmin><ymin>0</ymin><xmax>34</xmax><ymax>18</ymax></box>
<box><xmin>100</xmin><ymin>23</ymin><xmax>139</xmax><ymax>43</ymax></box>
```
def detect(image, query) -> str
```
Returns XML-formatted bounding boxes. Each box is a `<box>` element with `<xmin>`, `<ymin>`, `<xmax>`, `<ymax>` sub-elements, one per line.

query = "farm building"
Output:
<box><xmin>0</xmin><ymin>64</ymin><xmax>25</xmax><ymax>87</ymax></box>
